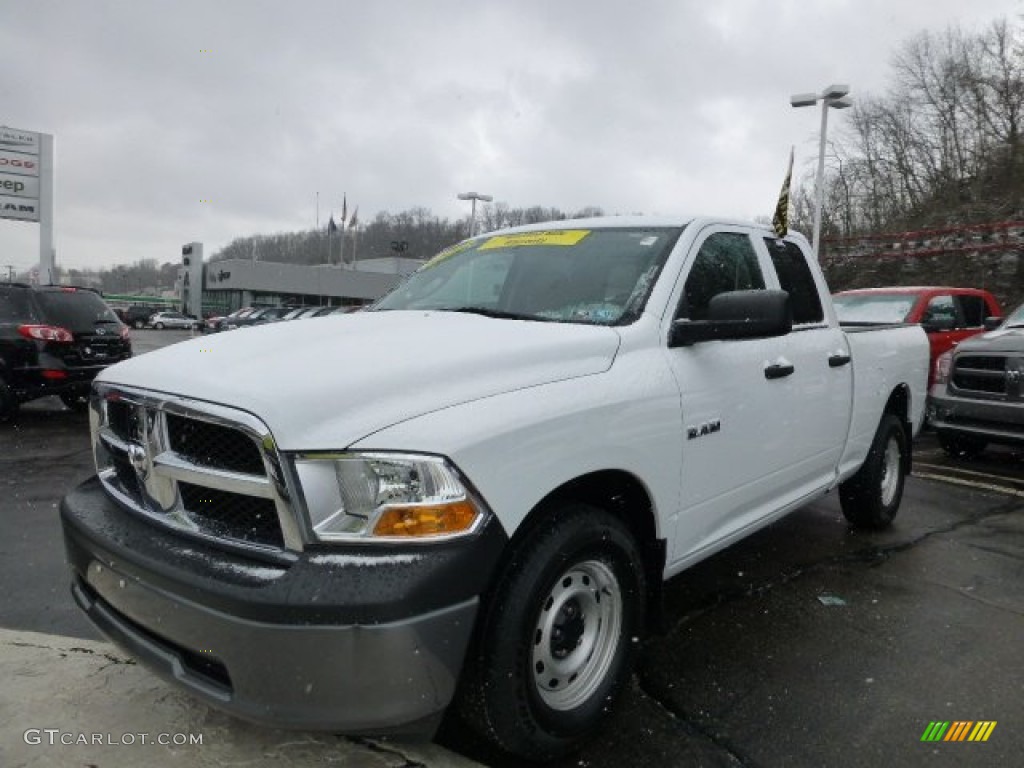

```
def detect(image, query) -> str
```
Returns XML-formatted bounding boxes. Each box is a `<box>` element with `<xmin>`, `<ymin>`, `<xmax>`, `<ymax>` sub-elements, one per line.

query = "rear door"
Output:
<box><xmin>759</xmin><ymin>237</ymin><xmax>853</xmax><ymax>492</ymax></box>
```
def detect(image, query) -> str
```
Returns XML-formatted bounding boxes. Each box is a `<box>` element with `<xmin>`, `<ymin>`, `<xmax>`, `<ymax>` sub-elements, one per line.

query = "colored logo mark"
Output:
<box><xmin>921</xmin><ymin>721</ymin><xmax>997</xmax><ymax>742</ymax></box>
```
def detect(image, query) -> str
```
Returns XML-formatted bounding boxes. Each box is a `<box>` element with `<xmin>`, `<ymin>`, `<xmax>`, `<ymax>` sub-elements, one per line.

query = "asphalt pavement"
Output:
<box><xmin>1</xmin><ymin>329</ymin><xmax>1021</xmax><ymax>767</ymax></box>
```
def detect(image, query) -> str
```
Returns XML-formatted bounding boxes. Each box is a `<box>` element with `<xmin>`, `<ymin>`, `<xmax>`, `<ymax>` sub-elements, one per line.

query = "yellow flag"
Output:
<box><xmin>772</xmin><ymin>147</ymin><xmax>794</xmax><ymax>237</ymax></box>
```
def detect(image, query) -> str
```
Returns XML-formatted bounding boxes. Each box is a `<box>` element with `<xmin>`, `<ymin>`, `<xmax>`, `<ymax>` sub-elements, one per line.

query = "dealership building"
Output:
<box><xmin>181</xmin><ymin>255</ymin><xmax>422</xmax><ymax>314</ymax></box>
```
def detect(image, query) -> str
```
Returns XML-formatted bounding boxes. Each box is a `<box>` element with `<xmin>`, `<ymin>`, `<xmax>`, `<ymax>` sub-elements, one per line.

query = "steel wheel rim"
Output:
<box><xmin>880</xmin><ymin>436</ymin><xmax>901</xmax><ymax>506</ymax></box>
<box><xmin>531</xmin><ymin>559</ymin><xmax>623</xmax><ymax>711</ymax></box>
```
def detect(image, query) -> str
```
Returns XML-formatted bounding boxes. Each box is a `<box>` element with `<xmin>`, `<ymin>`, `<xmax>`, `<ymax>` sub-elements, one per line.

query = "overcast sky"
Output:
<box><xmin>2</xmin><ymin>0</ymin><xmax>1022</xmax><ymax>272</ymax></box>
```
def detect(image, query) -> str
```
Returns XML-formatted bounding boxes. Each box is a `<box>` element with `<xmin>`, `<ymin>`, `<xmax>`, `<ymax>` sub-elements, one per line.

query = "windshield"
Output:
<box><xmin>833</xmin><ymin>293</ymin><xmax>917</xmax><ymax>324</ymax></box>
<box><xmin>373</xmin><ymin>227</ymin><xmax>682</xmax><ymax>325</ymax></box>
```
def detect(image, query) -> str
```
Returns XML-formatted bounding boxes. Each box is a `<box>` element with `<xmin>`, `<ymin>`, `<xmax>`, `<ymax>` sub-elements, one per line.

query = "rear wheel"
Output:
<box><xmin>840</xmin><ymin>413</ymin><xmax>908</xmax><ymax>529</ymax></box>
<box><xmin>937</xmin><ymin>431</ymin><xmax>987</xmax><ymax>459</ymax></box>
<box><xmin>133</xmin><ymin>319</ymin><xmax>145</xmax><ymax>329</ymax></box>
<box><xmin>457</xmin><ymin>504</ymin><xmax>645</xmax><ymax>761</ymax></box>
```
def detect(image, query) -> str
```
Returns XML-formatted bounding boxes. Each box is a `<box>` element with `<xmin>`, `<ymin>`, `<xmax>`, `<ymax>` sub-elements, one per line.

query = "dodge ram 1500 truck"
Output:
<box><xmin>60</xmin><ymin>217</ymin><xmax>929</xmax><ymax>760</ymax></box>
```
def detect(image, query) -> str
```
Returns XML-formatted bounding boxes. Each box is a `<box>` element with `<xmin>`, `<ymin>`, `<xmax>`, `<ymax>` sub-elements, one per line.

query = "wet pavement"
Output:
<box><xmin>1</xmin><ymin>330</ymin><xmax>1021</xmax><ymax>766</ymax></box>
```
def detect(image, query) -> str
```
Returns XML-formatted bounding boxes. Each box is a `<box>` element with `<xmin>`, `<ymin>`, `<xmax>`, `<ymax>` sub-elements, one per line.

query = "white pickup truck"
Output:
<box><xmin>60</xmin><ymin>217</ymin><xmax>928</xmax><ymax>760</ymax></box>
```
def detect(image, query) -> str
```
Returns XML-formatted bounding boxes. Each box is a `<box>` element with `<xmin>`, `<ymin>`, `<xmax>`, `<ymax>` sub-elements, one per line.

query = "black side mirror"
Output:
<box><xmin>921</xmin><ymin>316</ymin><xmax>956</xmax><ymax>333</ymax></box>
<box><xmin>983</xmin><ymin>316</ymin><xmax>1002</xmax><ymax>331</ymax></box>
<box><xmin>670</xmin><ymin>289</ymin><xmax>793</xmax><ymax>347</ymax></box>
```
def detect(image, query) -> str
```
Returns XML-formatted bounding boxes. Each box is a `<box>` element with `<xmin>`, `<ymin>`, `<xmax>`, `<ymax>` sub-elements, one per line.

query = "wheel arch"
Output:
<box><xmin>494</xmin><ymin>469</ymin><xmax>666</xmax><ymax>632</ymax></box>
<box><xmin>883</xmin><ymin>383</ymin><xmax>912</xmax><ymax>474</ymax></box>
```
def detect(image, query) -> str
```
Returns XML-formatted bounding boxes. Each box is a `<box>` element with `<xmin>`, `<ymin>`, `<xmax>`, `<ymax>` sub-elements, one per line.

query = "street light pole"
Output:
<box><xmin>790</xmin><ymin>84</ymin><xmax>852</xmax><ymax>260</ymax></box>
<box><xmin>457</xmin><ymin>191</ymin><xmax>493</xmax><ymax>237</ymax></box>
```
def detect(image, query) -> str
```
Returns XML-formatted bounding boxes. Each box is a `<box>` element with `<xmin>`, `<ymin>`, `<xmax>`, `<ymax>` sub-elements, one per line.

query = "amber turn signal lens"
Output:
<box><xmin>372</xmin><ymin>500</ymin><xmax>478</xmax><ymax>537</ymax></box>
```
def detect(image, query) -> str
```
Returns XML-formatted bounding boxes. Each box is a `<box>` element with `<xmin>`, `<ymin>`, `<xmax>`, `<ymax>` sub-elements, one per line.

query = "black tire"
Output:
<box><xmin>154</xmin><ymin>322</ymin><xmax>165</xmax><ymax>330</ymax></box>
<box><xmin>133</xmin><ymin>319</ymin><xmax>145</xmax><ymax>329</ymax></box>
<box><xmin>59</xmin><ymin>392</ymin><xmax>90</xmax><ymax>413</ymax></box>
<box><xmin>840</xmin><ymin>413</ymin><xmax>908</xmax><ymax>529</ymax></box>
<box><xmin>937</xmin><ymin>431</ymin><xmax>987</xmax><ymax>459</ymax></box>
<box><xmin>457</xmin><ymin>504</ymin><xmax>645</xmax><ymax>761</ymax></box>
<box><xmin>0</xmin><ymin>379</ymin><xmax>18</xmax><ymax>424</ymax></box>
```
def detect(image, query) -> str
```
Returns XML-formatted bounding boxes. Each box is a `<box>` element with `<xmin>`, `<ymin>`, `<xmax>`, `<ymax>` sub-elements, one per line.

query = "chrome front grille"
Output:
<box><xmin>951</xmin><ymin>354</ymin><xmax>1023</xmax><ymax>400</ymax></box>
<box><xmin>92</xmin><ymin>385</ymin><xmax>301</xmax><ymax>552</ymax></box>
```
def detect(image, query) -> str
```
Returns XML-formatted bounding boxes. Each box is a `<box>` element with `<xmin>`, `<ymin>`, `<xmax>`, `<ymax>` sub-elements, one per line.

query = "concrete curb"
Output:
<box><xmin>0</xmin><ymin>628</ymin><xmax>482</xmax><ymax>768</ymax></box>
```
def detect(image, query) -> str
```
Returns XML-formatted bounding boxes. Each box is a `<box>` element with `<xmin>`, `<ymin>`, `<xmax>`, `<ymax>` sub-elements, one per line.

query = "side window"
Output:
<box><xmin>762</xmin><ymin>238</ymin><xmax>823</xmax><ymax>325</ymax></box>
<box><xmin>922</xmin><ymin>295</ymin><xmax>957</xmax><ymax>328</ymax></box>
<box><xmin>957</xmin><ymin>295</ymin><xmax>985</xmax><ymax>328</ymax></box>
<box><xmin>681</xmin><ymin>232</ymin><xmax>764</xmax><ymax>321</ymax></box>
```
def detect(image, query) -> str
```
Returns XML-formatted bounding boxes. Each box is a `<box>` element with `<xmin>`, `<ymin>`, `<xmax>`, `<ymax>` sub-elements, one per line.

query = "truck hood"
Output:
<box><xmin>99</xmin><ymin>311</ymin><xmax>621</xmax><ymax>449</ymax></box>
<box><xmin>957</xmin><ymin>326</ymin><xmax>1024</xmax><ymax>354</ymax></box>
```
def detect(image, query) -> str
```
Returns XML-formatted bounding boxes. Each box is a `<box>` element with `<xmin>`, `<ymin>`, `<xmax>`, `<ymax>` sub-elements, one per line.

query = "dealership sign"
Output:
<box><xmin>0</xmin><ymin>194</ymin><xmax>38</xmax><ymax>221</ymax></box>
<box><xmin>0</xmin><ymin>149</ymin><xmax>38</xmax><ymax>176</ymax></box>
<box><xmin>0</xmin><ymin>171</ymin><xmax>39</xmax><ymax>198</ymax></box>
<box><xmin>0</xmin><ymin>125</ymin><xmax>42</xmax><ymax>224</ymax></box>
<box><xmin>0</xmin><ymin>127</ymin><xmax>39</xmax><ymax>154</ymax></box>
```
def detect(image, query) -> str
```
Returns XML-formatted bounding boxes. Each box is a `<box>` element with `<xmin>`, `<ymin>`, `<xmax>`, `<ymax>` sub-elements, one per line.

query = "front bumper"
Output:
<box><xmin>928</xmin><ymin>390</ymin><xmax>1024</xmax><ymax>446</ymax></box>
<box><xmin>61</xmin><ymin>476</ymin><xmax>508</xmax><ymax>735</ymax></box>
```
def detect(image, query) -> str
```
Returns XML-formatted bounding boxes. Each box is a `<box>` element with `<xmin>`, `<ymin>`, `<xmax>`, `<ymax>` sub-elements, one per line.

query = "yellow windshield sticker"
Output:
<box><xmin>479</xmin><ymin>230</ymin><xmax>590</xmax><ymax>250</ymax></box>
<box><xmin>421</xmin><ymin>239</ymin><xmax>476</xmax><ymax>270</ymax></box>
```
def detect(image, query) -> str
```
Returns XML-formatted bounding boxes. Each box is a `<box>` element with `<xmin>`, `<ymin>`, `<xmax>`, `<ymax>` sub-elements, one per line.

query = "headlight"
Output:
<box><xmin>292</xmin><ymin>452</ymin><xmax>486</xmax><ymax>541</ymax></box>
<box><xmin>934</xmin><ymin>350</ymin><xmax>953</xmax><ymax>386</ymax></box>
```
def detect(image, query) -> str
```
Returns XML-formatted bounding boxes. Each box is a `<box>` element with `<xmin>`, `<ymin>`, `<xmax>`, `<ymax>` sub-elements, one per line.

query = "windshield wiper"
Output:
<box><xmin>95</xmin><ymin>318</ymin><xmax>120</xmax><ymax>324</ymax></box>
<box><xmin>442</xmin><ymin>306</ymin><xmax>552</xmax><ymax>322</ymax></box>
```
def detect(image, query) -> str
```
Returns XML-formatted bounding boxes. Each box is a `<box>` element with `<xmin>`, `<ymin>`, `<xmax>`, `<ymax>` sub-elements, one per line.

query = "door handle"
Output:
<box><xmin>828</xmin><ymin>353</ymin><xmax>852</xmax><ymax>367</ymax></box>
<box><xmin>764</xmin><ymin>362</ymin><xmax>795</xmax><ymax>379</ymax></box>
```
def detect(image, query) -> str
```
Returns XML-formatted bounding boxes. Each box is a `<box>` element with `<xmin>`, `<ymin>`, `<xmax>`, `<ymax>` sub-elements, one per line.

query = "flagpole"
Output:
<box><xmin>340</xmin><ymin>194</ymin><xmax>348</xmax><ymax>267</ymax></box>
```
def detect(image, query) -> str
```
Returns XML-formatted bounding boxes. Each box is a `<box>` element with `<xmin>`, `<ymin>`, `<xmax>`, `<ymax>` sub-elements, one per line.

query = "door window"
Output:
<box><xmin>680</xmin><ymin>232</ymin><xmax>765</xmax><ymax>321</ymax></box>
<box><xmin>957</xmin><ymin>295</ymin><xmax>986</xmax><ymax>328</ymax></box>
<box><xmin>921</xmin><ymin>295</ymin><xmax>958</xmax><ymax>328</ymax></box>
<box><xmin>763</xmin><ymin>238</ymin><xmax>823</xmax><ymax>324</ymax></box>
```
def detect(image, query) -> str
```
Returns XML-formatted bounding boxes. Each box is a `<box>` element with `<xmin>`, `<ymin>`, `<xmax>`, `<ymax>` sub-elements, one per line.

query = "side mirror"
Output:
<box><xmin>983</xmin><ymin>316</ymin><xmax>1002</xmax><ymax>331</ymax></box>
<box><xmin>670</xmin><ymin>289</ymin><xmax>793</xmax><ymax>347</ymax></box>
<box><xmin>921</xmin><ymin>316</ymin><xmax>956</xmax><ymax>333</ymax></box>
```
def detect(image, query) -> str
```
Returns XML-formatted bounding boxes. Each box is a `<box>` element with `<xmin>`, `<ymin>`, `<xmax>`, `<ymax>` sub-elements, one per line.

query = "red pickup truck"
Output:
<box><xmin>833</xmin><ymin>287</ymin><xmax>1003</xmax><ymax>385</ymax></box>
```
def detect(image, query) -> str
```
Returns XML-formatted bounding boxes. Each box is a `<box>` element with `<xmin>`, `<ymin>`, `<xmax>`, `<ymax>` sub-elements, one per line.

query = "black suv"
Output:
<box><xmin>0</xmin><ymin>284</ymin><xmax>132</xmax><ymax>421</ymax></box>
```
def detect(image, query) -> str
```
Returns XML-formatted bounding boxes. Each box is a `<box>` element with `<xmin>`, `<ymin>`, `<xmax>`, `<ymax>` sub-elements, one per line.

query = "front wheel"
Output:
<box><xmin>154</xmin><ymin>322</ymin><xmax>165</xmax><ymax>330</ymax></box>
<box><xmin>133</xmin><ymin>319</ymin><xmax>145</xmax><ymax>329</ymax></box>
<box><xmin>840</xmin><ymin>413</ymin><xmax>908</xmax><ymax>529</ymax></box>
<box><xmin>457</xmin><ymin>504</ymin><xmax>645</xmax><ymax>761</ymax></box>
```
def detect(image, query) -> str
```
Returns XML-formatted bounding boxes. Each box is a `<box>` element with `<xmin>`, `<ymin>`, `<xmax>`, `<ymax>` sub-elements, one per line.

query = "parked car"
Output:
<box><xmin>61</xmin><ymin>217</ymin><xmax>928</xmax><ymax>760</ymax></box>
<box><xmin>223</xmin><ymin>306</ymin><xmax>295</xmax><ymax>329</ymax></box>
<box><xmin>833</xmin><ymin>286</ymin><xmax>1002</xmax><ymax>385</ymax></box>
<box><xmin>204</xmin><ymin>307</ymin><xmax>251</xmax><ymax>333</ymax></box>
<box><xmin>118</xmin><ymin>304</ymin><xmax>159</xmax><ymax>329</ymax></box>
<box><xmin>1</xmin><ymin>283</ymin><xmax>131</xmax><ymax>420</ymax></box>
<box><xmin>146</xmin><ymin>311</ymin><xmax>199</xmax><ymax>330</ymax></box>
<box><xmin>928</xmin><ymin>300</ymin><xmax>1024</xmax><ymax>457</ymax></box>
